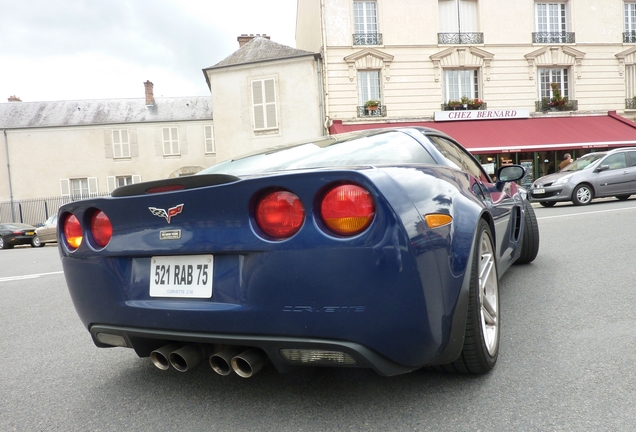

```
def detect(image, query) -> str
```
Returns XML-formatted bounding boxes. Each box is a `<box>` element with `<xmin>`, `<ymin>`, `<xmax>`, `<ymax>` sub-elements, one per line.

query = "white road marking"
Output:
<box><xmin>0</xmin><ymin>271</ymin><xmax>64</xmax><ymax>283</ymax></box>
<box><xmin>537</xmin><ymin>206</ymin><xmax>636</xmax><ymax>220</ymax></box>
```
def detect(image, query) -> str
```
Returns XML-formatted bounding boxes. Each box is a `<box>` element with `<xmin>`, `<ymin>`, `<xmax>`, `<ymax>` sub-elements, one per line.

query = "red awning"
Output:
<box><xmin>329</xmin><ymin>112</ymin><xmax>636</xmax><ymax>154</ymax></box>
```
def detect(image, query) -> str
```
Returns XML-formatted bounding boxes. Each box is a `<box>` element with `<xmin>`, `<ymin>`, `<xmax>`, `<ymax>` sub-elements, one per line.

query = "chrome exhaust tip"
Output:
<box><xmin>169</xmin><ymin>345</ymin><xmax>207</xmax><ymax>372</ymax></box>
<box><xmin>209</xmin><ymin>347</ymin><xmax>242</xmax><ymax>376</ymax></box>
<box><xmin>150</xmin><ymin>344</ymin><xmax>182</xmax><ymax>371</ymax></box>
<box><xmin>231</xmin><ymin>348</ymin><xmax>268</xmax><ymax>378</ymax></box>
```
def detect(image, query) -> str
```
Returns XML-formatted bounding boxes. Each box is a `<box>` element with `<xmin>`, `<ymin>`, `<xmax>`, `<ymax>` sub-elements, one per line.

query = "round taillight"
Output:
<box><xmin>63</xmin><ymin>214</ymin><xmax>83</xmax><ymax>250</ymax></box>
<box><xmin>255</xmin><ymin>191</ymin><xmax>305</xmax><ymax>239</ymax></box>
<box><xmin>90</xmin><ymin>211</ymin><xmax>112</xmax><ymax>248</ymax></box>
<box><xmin>320</xmin><ymin>184</ymin><xmax>375</xmax><ymax>236</ymax></box>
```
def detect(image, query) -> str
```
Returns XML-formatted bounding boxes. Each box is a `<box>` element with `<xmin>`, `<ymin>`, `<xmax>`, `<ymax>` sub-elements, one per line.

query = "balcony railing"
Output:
<box><xmin>626</xmin><ymin>98</ymin><xmax>636</xmax><ymax>109</ymax></box>
<box><xmin>437</xmin><ymin>32</ymin><xmax>484</xmax><ymax>44</ymax></box>
<box><xmin>532</xmin><ymin>32</ymin><xmax>575</xmax><ymax>43</ymax></box>
<box><xmin>353</xmin><ymin>33</ymin><xmax>383</xmax><ymax>45</ymax></box>
<box><xmin>624</xmin><ymin>32</ymin><xmax>636</xmax><ymax>43</ymax></box>
<box><xmin>535</xmin><ymin>99</ymin><xmax>578</xmax><ymax>112</ymax></box>
<box><xmin>441</xmin><ymin>102</ymin><xmax>487</xmax><ymax>111</ymax></box>
<box><xmin>357</xmin><ymin>105</ymin><xmax>387</xmax><ymax>118</ymax></box>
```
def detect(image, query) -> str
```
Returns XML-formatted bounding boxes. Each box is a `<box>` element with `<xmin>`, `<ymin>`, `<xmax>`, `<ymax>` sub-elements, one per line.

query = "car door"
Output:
<box><xmin>594</xmin><ymin>152</ymin><xmax>630</xmax><ymax>197</ymax></box>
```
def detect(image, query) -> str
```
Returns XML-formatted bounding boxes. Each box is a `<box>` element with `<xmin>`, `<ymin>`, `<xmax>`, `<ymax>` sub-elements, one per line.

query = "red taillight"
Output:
<box><xmin>255</xmin><ymin>191</ymin><xmax>305</xmax><ymax>239</ymax></box>
<box><xmin>320</xmin><ymin>184</ymin><xmax>375</xmax><ymax>236</ymax></box>
<box><xmin>90</xmin><ymin>211</ymin><xmax>112</xmax><ymax>248</ymax></box>
<box><xmin>63</xmin><ymin>214</ymin><xmax>83</xmax><ymax>250</ymax></box>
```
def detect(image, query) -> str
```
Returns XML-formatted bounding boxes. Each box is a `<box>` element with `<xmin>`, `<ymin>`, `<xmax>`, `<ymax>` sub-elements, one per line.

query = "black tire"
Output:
<box><xmin>539</xmin><ymin>201</ymin><xmax>556</xmax><ymax>207</ymax></box>
<box><xmin>572</xmin><ymin>184</ymin><xmax>593</xmax><ymax>206</ymax></box>
<box><xmin>31</xmin><ymin>236</ymin><xmax>44</xmax><ymax>248</ymax></box>
<box><xmin>515</xmin><ymin>200</ymin><xmax>540</xmax><ymax>265</ymax></box>
<box><xmin>615</xmin><ymin>195</ymin><xmax>631</xmax><ymax>201</ymax></box>
<box><xmin>446</xmin><ymin>220</ymin><xmax>499</xmax><ymax>374</ymax></box>
<box><xmin>0</xmin><ymin>237</ymin><xmax>12</xmax><ymax>249</ymax></box>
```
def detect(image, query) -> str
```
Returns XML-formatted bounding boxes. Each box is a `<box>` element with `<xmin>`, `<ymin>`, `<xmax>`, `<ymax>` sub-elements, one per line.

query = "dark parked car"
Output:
<box><xmin>58</xmin><ymin>127</ymin><xmax>539</xmax><ymax>378</ymax></box>
<box><xmin>0</xmin><ymin>223</ymin><xmax>39</xmax><ymax>249</ymax></box>
<box><xmin>530</xmin><ymin>147</ymin><xmax>636</xmax><ymax>206</ymax></box>
<box><xmin>33</xmin><ymin>214</ymin><xmax>58</xmax><ymax>246</ymax></box>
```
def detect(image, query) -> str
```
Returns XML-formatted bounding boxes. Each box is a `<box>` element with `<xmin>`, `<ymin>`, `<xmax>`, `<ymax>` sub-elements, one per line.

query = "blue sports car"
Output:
<box><xmin>59</xmin><ymin>127</ymin><xmax>539</xmax><ymax>377</ymax></box>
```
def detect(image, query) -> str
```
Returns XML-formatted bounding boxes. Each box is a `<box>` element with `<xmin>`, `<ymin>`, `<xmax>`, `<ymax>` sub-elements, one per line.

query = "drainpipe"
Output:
<box><xmin>3</xmin><ymin>129</ymin><xmax>16</xmax><ymax>221</ymax></box>
<box><xmin>320</xmin><ymin>0</ymin><xmax>331</xmax><ymax>135</ymax></box>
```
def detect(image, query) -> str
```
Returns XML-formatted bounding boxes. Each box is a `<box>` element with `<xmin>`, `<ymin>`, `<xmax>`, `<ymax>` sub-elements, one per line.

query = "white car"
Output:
<box><xmin>34</xmin><ymin>214</ymin><xmax>58</xmax><ymax>246</ymax></box>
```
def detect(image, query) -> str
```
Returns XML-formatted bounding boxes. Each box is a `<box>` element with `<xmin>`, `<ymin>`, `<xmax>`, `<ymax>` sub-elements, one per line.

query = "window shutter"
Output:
<box><xmin>264</xmin><ymin>79</ymin><xmax>277</xmax><ymax>129</ymax></box>
<box><xmin>107</xmin><ymin>177</ymin><xmax>116</xmax><ymax>193</ymax></box>
<box><xmin>132</xmin><ymin>175</ymin><xmax>142</xmax><ymax>184</ymax></box>
<box><xmin>204</xmin><ymin>125</ymin><xmax>215</xmax><ymax>153</ymax></box>
<box><xmin>121</xmin><ymin>129</ymin><xmax>130</xmax><ymax>157</ymax></box>
<box><xmin>60</xmin><ymin>179</ymin><xmax>70</xmax><ymax>197</ymax></box>
<box><xmin>88</xmin><ymin>177</ymin><xmax>98</xmax><ymax>195</ymax></box>
<box><xmin>252</xmin><ymin>80</ymin><xmax>265</xmax><ymax>129</ymax></box>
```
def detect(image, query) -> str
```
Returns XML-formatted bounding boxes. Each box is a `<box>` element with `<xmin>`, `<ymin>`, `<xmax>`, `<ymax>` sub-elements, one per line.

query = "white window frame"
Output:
<box><xmin>538</xmin><ymin>68</ymin><xmax>569</xmax><ymax>99</ymax></box>
<box><xmin>626</xmin><ymin>2</ymin><xmax>636</xmax><ymax>33</ymax></box>
<box><xmin>112</xmin><ymin>129</ymin><xmax>130</xmax><ymax>159</ymax></box>
<box><xmin>443</xmin><ymin>69</ymin><xmax>479</xmax><ymax>101</ymax></box>
<box><xmin>107</xmin><ymin>175</ymin><xmax>141</xmax><ymax>193</ymax></box>
<box><xmin>627</xmin><ymin>64</ymin><xmax>636</xmax><ymax>99</ymax></box>
<box><xmin>204</xmin><ymin>125</ymin><xmax>215</xmax><ymax>154</ymax></box>
<box><xmin>251</xmin><ymin>78</ymin><xmax>278</xmax><ymax>131</ymax></box>
<box><xmin>535</xmin><ymin>2</ymin><xmax>567</xmax><ymax>33</ymax></box>
<box><xmin>438</xmin><ymin>0</ymin><xmax>479</xmax><ymax>33</ymax></box>
<box><xmin>60</xmin><ymin>177</ymin><xmax>98</xmax><ymax>198</ymax></box>
<box><xmin>354</xmin><ymin>1</ymin><xmax>378</xmax><ymax>34</ymax></box>
<box><xmin>162</xmin><ymin>127</ymin><xmax>180</xmax><ymax>156</ymax></box>
<box><xmin>357</xmin><ymin>70</ymin><xmax>381</xmax><ymax>106</ymax></box>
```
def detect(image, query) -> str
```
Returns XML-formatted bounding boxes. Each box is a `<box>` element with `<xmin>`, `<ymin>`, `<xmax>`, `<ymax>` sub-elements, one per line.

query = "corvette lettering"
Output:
<box><xmin>282</xmin><ymin>306</ymin><xmax>365</xmax><ymax>313</ymax></box>
<box><xmin>149</xmin><ymin>204</ymin><xmax>184</xmax><ymax>223</ymax></box>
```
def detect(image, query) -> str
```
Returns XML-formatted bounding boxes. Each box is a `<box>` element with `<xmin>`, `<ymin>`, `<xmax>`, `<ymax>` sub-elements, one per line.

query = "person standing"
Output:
<box><xmin>558</xmin><ymin>153</ymin><xmax>573</xmax><ymax>171</ymax></box>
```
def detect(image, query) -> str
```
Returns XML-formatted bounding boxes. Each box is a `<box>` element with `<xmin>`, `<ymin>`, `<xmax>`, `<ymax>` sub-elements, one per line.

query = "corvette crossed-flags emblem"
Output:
<box><xmin>148</xmin><ymin>204</ymin><xmax>184</xmax><ymax>224</ymax></box>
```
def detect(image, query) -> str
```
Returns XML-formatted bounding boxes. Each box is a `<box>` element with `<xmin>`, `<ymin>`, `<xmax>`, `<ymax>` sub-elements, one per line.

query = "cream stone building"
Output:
<box><xmin>0</xmin><ymin>82</ymin><xmax>214</xmax><ymax>209</ymax></box>
<box><xmin>203</xmin><ymin>35</ymin><xmax>324</xmax><ymax>162</ymax></box>
<box><xmin>295</xmin><ymin>0</ymin><xmax>636</xmax><ymax>183</ymax></box>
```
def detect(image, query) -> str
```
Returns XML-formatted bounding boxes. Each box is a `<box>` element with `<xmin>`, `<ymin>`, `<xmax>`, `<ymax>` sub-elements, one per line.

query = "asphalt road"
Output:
<box><xmin>1</xmin><ymin>199</ymin><xmax>636</xmax><ymax>431</ymax></box>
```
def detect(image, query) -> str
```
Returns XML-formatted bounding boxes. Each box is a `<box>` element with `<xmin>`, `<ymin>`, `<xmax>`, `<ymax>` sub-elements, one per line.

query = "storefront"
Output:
<box><xmin>329</xmin><ymin>110</ymin><xmax>636</xmax><ymax>185</ymax></box>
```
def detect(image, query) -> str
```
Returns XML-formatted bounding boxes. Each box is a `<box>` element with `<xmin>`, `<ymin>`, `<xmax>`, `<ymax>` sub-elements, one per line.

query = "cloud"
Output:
<box><xmin>0</xmin><ymin>0</ymin><xmax>297</xmax><ymax>102</ymax></box>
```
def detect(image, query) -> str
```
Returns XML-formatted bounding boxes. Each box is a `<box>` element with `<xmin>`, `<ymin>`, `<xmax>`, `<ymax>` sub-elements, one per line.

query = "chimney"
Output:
<box><xmin>7</xmin><ymin>95</ymin><xmax>22</xmax><ymax>102</ymax></box>
<box><xmin>237</xmin><ymin>33</ymin><xmax>270</xmax><ymax>47</ymax></box>
<box><xmin>144</xmin><ymin>80</ymin><xmax>155</xmax><ymax>106</ymax></box>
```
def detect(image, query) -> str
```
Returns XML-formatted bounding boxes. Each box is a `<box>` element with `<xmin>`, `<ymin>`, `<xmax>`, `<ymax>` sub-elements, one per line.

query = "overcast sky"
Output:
<box><xmin>0</xmin><ymin>0</ymin><xmax>297</xmax><ymax>102</ymax></box>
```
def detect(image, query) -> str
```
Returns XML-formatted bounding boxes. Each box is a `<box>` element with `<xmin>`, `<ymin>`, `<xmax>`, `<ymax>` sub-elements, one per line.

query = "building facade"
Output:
<box><xmin>0</xmin><ymin>82</ymin><xmax>214</xmax><ymax>209</ymax></box>
<box><xmin>295</xmin><ymin>0</ymin><xmax>636</xmax><ymax>181</ymax></box>
<box><xmin>204</xmin><ymin>36</ymin><xmax>324</xmax><ymax>162</ymax></box>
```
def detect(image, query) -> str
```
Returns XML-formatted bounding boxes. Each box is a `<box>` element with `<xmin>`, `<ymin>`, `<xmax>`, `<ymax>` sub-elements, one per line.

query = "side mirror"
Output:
<box><xmin>594</xmin><ymin>165</ymin><xmax>609</xmax><ymax>173</ymax></box>
<box><xmin>496</xmin><ymin>165</ymin><xmax>525</xmax><ymax>182</ymax></box>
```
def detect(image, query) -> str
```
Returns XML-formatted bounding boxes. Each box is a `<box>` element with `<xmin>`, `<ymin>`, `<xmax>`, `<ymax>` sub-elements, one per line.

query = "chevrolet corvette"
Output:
<box><xmin>59</xmin><ymin>127</ymin><xmax>539</xmax><ymax>377</ymax></box>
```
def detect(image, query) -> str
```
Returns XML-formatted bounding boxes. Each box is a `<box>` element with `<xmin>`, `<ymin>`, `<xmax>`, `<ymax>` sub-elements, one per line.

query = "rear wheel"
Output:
<box><xmin>615</xmin><ymin>195</ymin><xmax>631</xmax><ymax>201</ymax></box>
<box><xmin>31</xmin><ymin>236</ymin><xmax>44</xmax><ymax>247</ymax></box>
<box><xmin>572</xmin><ymin>184</ymin><xmax>593</xmax><ymax>206</ymax></box>
<box><xmin>515</xmin><ymin>200</ymin><xmax>539</xmax><ymax>264</ymax></box>
<box><xmin>539</xmin><ymin>201</ymin><xmax>556</xmax><ymax>207</ymax></box>
<box><xmin>447</xmin><ymin>220</ymin><xmax>499</xmax><ymax>374</ymax></box>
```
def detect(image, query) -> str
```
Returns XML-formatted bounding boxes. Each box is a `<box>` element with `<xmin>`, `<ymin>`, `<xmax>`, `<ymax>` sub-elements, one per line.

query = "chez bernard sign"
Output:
<box><xmin>434</xmin><ymin>109</ymin><xmax>530</xmax><ymax>122</ymax></box>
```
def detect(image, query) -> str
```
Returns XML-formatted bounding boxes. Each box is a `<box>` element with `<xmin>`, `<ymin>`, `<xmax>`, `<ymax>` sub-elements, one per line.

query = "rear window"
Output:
<box><xmin>200</xmin><ymin>131</ymin><xmax>436</xmax><ymax>176</ymax></box>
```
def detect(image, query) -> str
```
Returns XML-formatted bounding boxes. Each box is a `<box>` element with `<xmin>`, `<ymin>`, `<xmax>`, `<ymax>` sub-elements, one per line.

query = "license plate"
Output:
<box><xmin>532</xmin><ymin>188</ymin><xmax>545</xmax><ymax>195</ymax></box>
<box><xmin>26</xmin><ymin>231</ymin><xmax>34</xmax><ymax>235</ymax></box>
<box><xmin>150</xmin><ymin>255</ymin><xmax>213</xmax><ymax>298</ymax></box>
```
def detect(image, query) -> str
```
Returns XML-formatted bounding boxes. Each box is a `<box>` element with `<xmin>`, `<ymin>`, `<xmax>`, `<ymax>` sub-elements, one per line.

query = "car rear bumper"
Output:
<box><xmin>90</xmin><ymin>324</ymin><xmax>419</xmax><ymax>376</ymax></box>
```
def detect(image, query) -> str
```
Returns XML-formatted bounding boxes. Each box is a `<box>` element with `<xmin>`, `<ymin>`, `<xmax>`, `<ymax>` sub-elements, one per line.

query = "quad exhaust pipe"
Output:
<box><xmin>150</xmin><ymin>344</ymin><xmax>268</xmax><ymax>377</ymax></box>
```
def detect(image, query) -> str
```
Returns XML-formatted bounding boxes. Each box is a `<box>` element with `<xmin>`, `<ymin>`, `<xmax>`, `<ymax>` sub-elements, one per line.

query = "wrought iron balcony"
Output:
<box><xmin>441</xmin><ymin>102</ymin><xmax>487</xmax><ymax>111</ymax></box>
<box><xmin>626</xmin><ymin>98</ymin><xmax>636</xmax><ymax>109</ymax></box>
<box><xmin>624</xmin><ymin>32</ymin><xmax>636</xmax><ymax>43</ymax></box>
<box><xmin>353</xmin><ymin>33</ymin><xmax>383</xmax><ymax>45</ymax></box>
<box><xmin>357</xmin><ymin>105</ymin><xmax>386</xmax><ymax>118</ymax></box>
<box><xmin>532</xmin><ymin>32</ymin><xmax>575</xmax><ymax>44</ymax></box>
<box><xmin>535</xmin><ymin>98</ymin><xmax>578</xmax><ymax>112</ymax></box>
<box><xmin>437</xmin><ymin>32</ymin><xmax>484</xmax><ymax>44</ymax></box>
